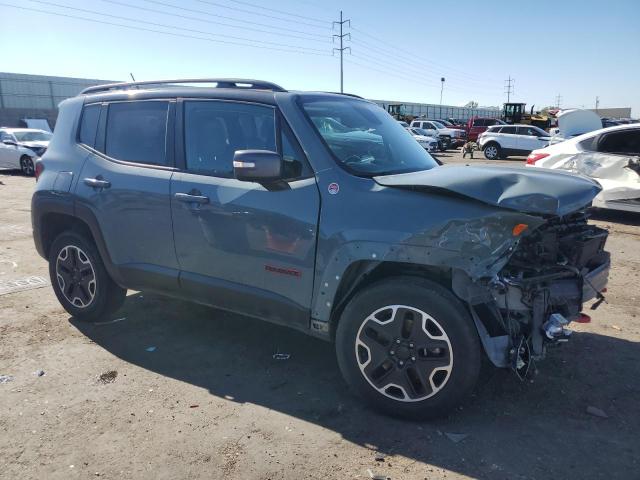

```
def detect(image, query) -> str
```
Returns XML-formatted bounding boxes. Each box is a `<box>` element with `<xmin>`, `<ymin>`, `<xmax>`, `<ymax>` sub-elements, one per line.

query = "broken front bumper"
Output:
<box><xmin>582</xmin><ymin>256</ymin><xmax>610</xmax><ymax>302</ymax></box>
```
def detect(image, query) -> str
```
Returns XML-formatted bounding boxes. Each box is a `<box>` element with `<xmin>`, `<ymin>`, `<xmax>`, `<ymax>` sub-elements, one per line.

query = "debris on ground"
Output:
<box><xmin>272</xmin><ymin>353</ymin><xmax>290</xmax><ymax>360</ymax></box>
<box><xmin>367</xmin><ymin>468</ymin><xmax>390</xmax><ymax>480</ymax></box>
<box><xmin>189</xmin><ymin>405</ymin><xmax>199</xmax><ymax>408</ymax></box>
<box><xmin>145</xmin><ymin>346</ymin><xmax>157</xmax><ymax>352</ymax></box>
<box><xmin>0</xmin><ymin>375</ymin><xmax>14</xmax><ymax>384</ymax></box>
<box><xmin>33</xmin><ymin>369</ymin><xmax>45</xmax><ymax>377</ymax></box>
<box><xmin>375</xmin><ymin>452</ymin><xmax>386</xmax><ymax>462</ymax></box>
<box><xmin>610</xmin><ymin>325</ymin><xmax>622</xmax><ymax>331</ymax></box>
<box><xmin>98</xmin><ymin>370</ymin><xmax>118</xmax><ymax>384</ymax></box>
<box><xmin>94</xmin><ymin>317</ymin><xmax>127</xmax><ymax>326</ymax></box>
<box><xmin>586</xmin><ymin>406</ymin><xmax>609</xmax><ymax>418</ymax></box>
<box><xmin>444</xmin><ymin>432</ymin><xmax>469</xmax><ymax>443</ymax></box>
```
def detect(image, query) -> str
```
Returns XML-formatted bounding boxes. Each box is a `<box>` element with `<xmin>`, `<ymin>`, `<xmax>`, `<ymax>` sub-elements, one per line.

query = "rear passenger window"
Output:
<box><xmin>597</xmin><ymin>130</ymin><xmax>640</xmax><ymax>155</ymax></box>
<box><xmin>78</xmin><ymin>104</ymin><xmax>101</xmax><ymax>147</ymax></box>
<box><xmin>184</xmin><ymin>101</ymin><xmax>276</xmax><ymax>177</ymax></box>
<box><xmin>105</xmin><ymin>101</ymin><xmax>169</xmax><ymax>165</ymax></box>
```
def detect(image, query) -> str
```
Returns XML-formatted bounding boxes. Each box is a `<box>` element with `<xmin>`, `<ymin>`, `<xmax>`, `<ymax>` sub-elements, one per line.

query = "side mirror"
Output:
<box><xmin>233</xmin><ymin>150</ymin><xmax>282</xmax><ymax>182</ymax></box>
<box><xmin>2</xmin><ymin>139</ymin><xmax>16</xmax><ymax>146</ymax></box>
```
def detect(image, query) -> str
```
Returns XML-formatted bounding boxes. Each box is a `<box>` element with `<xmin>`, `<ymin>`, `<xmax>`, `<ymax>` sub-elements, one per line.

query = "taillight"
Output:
<box><xmin>526</xmin><ymin>152</ymin><xmax>549</xmax><ymax>165</ymax></box>
<box><xmin>34</xmin><ymin>160</ymin><xmax>44</xmax><ymax>180</ymax></box>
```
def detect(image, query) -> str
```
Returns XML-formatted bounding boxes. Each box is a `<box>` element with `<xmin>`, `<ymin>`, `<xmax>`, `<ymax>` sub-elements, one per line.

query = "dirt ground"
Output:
<box><xmin>1</xmin><ymin>152</ymin><xmax>639</xmax><ymax>480</ymax></box>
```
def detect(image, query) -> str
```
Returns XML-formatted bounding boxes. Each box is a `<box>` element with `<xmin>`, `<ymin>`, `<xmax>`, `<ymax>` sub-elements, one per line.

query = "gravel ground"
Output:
<box><xmin>1</xmin><ymin>156</ymin><xmax>639</xmax><ymax>479</ymax></box>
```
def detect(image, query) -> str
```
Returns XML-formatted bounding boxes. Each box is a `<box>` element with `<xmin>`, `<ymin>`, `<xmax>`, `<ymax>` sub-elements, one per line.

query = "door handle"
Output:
<box><xmin>84</xmin><ymin>177</ymin><xmax>111</xmax><ymax>189</ymax></box>
<box><xmin>174</xmin><ymin>192</ymin><xmax>210</xmax><ymax>204</ymax></box>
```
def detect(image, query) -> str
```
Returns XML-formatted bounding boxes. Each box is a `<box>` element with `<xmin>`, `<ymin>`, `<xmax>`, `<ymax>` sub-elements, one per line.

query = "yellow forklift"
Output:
<box><xmin>502</xmin><ymin>103</ymin><xmax>551</xmax><ymax>130</ymax></box>
<box><xmin>386</xmin><ymin>103</ymin><xmax>414</xmax><ymax>124</ymax></box>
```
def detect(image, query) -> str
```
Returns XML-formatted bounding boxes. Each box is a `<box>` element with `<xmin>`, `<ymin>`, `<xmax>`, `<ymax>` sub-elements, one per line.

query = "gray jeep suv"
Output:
<box><xmin>32</xmin><ymin>79</ymin><xmax>610</xmax><ymax>419</ymax></box>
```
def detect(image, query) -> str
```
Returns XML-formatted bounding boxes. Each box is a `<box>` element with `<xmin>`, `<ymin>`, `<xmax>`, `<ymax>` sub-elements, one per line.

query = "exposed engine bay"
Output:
<box><xmin>456</xmin><ymin>209</ymin><xmax>610</xmax><ymax>378</ymax></box>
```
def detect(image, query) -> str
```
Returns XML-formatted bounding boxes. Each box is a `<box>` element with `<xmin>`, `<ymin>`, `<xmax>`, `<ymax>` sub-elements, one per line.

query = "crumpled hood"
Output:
<box><xmin>374</xmin><ymin>165</ymin><xmax>602</xmax><ymax>216</ymax></box>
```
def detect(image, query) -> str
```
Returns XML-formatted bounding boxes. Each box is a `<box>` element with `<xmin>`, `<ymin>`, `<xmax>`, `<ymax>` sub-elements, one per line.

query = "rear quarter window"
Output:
<box><xmin>78</xmin><ymin>104</ymin><xmax>101</xmax><ymax>148</ymax></box>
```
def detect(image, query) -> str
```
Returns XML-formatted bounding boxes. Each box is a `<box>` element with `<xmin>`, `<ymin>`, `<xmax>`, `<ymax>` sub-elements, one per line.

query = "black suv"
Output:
<box><xmin>32</xmin><ymin>79</ymin><xmax>610</xmax><ymax>418</ymax></box>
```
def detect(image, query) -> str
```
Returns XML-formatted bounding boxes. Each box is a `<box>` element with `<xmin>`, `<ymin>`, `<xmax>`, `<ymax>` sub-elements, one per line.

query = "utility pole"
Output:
<box><xmin>439</xmin><ymin>77</ymin><xmax>445</xmax><ymax>117</ymax></box>
<box><xmin>555</xmin><ymin>94</ymin><xmax>562</xmax><ymax>109</ymax></box>
<box><xmin>504</xmin><ymin>76</ymin><xmax>514</xmax><ymax>102</ymax></box>
<box><xmin>595</xmin><ymin>96</ymin><xmax>600</xmax><ymax>113</ymax></box>
<box><xmin>332</xmin><ymin>11</ymin><xmax>350</xmax><ymax>93</ymax></box>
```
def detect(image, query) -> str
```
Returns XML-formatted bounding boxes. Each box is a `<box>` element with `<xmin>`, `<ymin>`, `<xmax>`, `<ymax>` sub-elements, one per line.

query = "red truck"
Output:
<box><xmin>466</xmin><ymin>117</ymin><xmax>506</xmax><ymax>142</ymax></box>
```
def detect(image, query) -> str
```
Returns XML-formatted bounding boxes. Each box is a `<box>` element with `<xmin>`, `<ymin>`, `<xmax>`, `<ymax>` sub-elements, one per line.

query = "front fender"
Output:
<box><xmin>311</xmin><ymin>210</ymin><xmax>544</xmax><ymax>323</ymax></box>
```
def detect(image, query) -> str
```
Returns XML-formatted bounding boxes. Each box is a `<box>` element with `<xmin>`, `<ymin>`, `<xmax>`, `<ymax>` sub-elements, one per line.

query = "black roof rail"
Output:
<box><xmin>80</xmin><ymin>78</ymin><xmax>287</xmax><ymax>95</ymax></box>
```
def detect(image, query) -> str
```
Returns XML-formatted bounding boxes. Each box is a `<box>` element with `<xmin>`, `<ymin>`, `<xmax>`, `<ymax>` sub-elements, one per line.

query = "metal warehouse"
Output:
<box><xmin>0</xmin><ymin>72</ymin><xmax>113</xmax><ymax>129</ymax></box>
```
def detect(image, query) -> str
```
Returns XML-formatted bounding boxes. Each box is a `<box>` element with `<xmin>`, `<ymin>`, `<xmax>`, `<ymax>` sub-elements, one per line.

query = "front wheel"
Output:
<box><xmin>20</xmin><ymin>155</ymin><xmax>34</xmax><ymax>176</ymax></box>
<box><xmin>49</xmin><ymin>232</ymin><xmax>126</xmax><ymax>322</ymax></box>
<box><xmin>335</xmin><ymin>277</ymin><xmax>481</xmax><ymax>419</ymax></box>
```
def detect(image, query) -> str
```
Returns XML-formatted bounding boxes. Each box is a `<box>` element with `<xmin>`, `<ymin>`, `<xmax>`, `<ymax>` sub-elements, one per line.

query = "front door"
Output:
<box><xmin>74</xmin><ymin>100</ymin><xmax>179</xmax><ymax>290</ymax></box>
<box><xmin>170</xmin><ymin>99</ymin><xmax>320</xmax><ymax>329</ymax></box>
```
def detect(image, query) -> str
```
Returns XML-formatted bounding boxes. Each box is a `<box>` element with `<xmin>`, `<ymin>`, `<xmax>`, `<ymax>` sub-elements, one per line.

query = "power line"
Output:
<box><xmin>332</xmin><ymin>11</ymin><xmax>350</xmax><ymax>93</ymax></box>
<box><xmin>125</xmin><ymin>0</ymin><xmax>329</xmax><ymax>40</ymax></box>
<box><xmin>0</xmin><ymin>3</ymin><xmax>332</xmax><ymax>56</ymax></box>
<box><xmin>26</xmin><ymin>0</ymin><xmax>330</xmax><ymax>51</ymax></box>
<box><xmin>194</xmin><ymin>0</ymin><xmax>329</xmax><ymax>30</ymax></box>
<box><xmin>226</xmin><ymin>0</ymin><xmax>329</xmax><ymax>25</ymax></box>
<box><xmin>504</xmin><ymin>76</ymin><xmax>514</xmax><ymax>102</ymax></box>
<box><xmin>350</xmin><ymin>24</ymin><xmax>502</xmax><ymax>84</ymax></box>
<box><xmin>348</xmin><ymin>37</ymin><xmax>500</xmax><ymax>89</ymax></box>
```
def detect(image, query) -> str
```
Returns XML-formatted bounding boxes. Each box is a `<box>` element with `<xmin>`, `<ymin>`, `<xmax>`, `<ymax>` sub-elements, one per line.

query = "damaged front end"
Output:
<box><xmin>455</xmin><ymin>209</ymin><xmax>610</xmax><ymax>377</ymax></box>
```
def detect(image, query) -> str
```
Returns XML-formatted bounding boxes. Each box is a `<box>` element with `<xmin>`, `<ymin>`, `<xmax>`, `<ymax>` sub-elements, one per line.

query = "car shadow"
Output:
<box><xmin>590</xmin><ymin>208</ymin><xmax>640</xmax><ymax>227</ymax></box>
<box><xmin>72</xmin><ymin>293</ymin><xmax>639</xmax><ymax>479</ymax></box>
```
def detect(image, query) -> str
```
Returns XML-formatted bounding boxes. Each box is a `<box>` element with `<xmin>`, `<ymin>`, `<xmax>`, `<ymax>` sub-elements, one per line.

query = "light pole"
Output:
<box><xmin>439</xmin><ymin>77</ymin><xmax>445</xmax><ymax>117</ymax></box>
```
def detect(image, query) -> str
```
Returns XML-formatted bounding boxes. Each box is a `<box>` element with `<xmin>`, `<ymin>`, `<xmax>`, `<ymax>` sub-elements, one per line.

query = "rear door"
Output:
<box><xmin>170</xmin><ymin>99</ymin><xmax>320</xmax><ymax>329</ymax></box>
<box><xmin>499</xmin><ymin>125</ymin><xmax>519</xmax><ymax>152</ymax></box>
<box><xmin>74</xmin><ymin>99</ymin><xmax>179</xmax><ymax>290</ymax></box>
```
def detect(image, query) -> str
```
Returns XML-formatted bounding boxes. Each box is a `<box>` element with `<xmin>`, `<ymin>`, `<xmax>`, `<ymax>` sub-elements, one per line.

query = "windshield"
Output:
<box><xmin>431</xmin><ymin>121</ymin><xmax>446</xmax><ymax>129</ymax></box>
<box><xmin>301</xmin><ymin>97</ymin><xmax>438</xmax><ymax>176</ymax></box>
<box><xmin>13</xmin><ymin>130</ymin><xmax>52</xmax><ymax>142</ymax></box>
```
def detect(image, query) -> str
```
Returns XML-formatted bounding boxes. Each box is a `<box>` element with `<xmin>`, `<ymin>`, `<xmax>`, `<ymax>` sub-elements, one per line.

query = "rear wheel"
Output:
<box><xmin>49</xmin><ymin>232</ymin><xmax>126</xmax><ymax>322</ymax></box>
<box><xmin>20</xmin><ymin>155</ymin><xmax>34</xmax><ymax>176</ymax></box>
<box><xmin>335</xmin><ymin>277</ymin><xmax>481</xmax><ymax>419</ymax></box>
<box><xmin>483</xmin><ymin>143</ymin><xmax>501</xmax><ymax>160</ymax></box>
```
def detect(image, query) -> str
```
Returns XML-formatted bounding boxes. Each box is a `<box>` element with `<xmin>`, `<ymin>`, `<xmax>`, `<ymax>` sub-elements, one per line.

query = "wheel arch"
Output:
<box><xmin>328</xmin><ymin>261</ymin><xmax>452</xmax><ymax>339</ymax></box>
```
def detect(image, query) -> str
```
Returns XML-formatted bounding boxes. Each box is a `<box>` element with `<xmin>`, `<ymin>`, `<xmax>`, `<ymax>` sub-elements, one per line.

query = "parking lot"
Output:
<box><xmin>1</xmin><ymin>149</ymin><xmax>639</xmax><ymax>480</ymax></box>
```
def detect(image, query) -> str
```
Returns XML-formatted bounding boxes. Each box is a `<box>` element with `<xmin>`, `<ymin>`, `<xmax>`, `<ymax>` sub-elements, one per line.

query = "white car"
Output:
<box><xmin>478</xmin><ymin>124</ymin><xmax>550</xmax><ymax>159</ymax></box>
<box><xmin>409</xmin><ymin>119</ymin><xmax>466</xmax><ymax>149</ymax></box>
<box><xmin>406</xmin><ymin>127</ymin><xmax>440</xmax><ymax>152</ymax></box>
<box><xmin>0</xmin><ymin>128</ymin><xmax>52</xmax><ymax>176</ymax></box>
<box><xmin>548</xmin><ymin>109</ymin><xmax>602</xmax><ymax>145</ymax></box>
<box><xmin>526</xmin><ymin>124</ymin><xmax>640</xmax><ymax>213</ymax></box>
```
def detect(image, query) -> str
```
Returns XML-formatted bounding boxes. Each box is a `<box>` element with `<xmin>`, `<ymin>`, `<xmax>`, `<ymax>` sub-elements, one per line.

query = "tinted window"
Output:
<box><xmin>105</xmin><ymin>101</ymin><xmax>169</xmax><ymax>165</ymax></box>
<box><xmin>598</xmin><ymin>129</ymin><xmax>640</xmax><ymax>155</ymax></box>
<box><xmin>0</xmin><ymin>131</ymin><xmax>12</xmax><ymax>141</ymax></box>
<box><xmin>473</xmin><ymin>119</ymin><xmax>486</xmax><ymax>127</ymax></box>
<box><xmin>78</xmin><ymin>104</ymin><xmax>101</xmax><ymax>147</ymax></box>
<box><xmin>501</xmin><ymin>126</ymin><xmax>517</xmax><ymax>134</ymax></box>
<box><xmin>185</xmin><ymin>101</ymin><xmax>276</xmax><ymax>177</ymax></box>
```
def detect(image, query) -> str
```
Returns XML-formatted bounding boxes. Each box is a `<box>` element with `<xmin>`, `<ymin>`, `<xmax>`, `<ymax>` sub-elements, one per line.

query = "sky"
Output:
<box><xmin>1</xmin><ymin>0</ymin><xmax>639</xmax><ymax>114</ymax></box>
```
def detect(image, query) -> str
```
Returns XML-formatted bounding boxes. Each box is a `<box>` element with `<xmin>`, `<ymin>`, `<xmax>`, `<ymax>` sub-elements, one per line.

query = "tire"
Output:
<box><xmin>483</xmin><ymin>143</ymin><xmax>501</xmax><ymax>160</ymax></box>
<box><xmin>335</xmin><ymin>277</ymin><xmax>481</xmax><ymax>420</ymax></box>
<box><xmin>48</xmin><ymin>231</ymin><xmax>126</xmax><ymax>322</ymax></box>
<box><xmin>20</xmin><ymin>155</ymin><xmax>34</xmax><ymax>176</ymax></box>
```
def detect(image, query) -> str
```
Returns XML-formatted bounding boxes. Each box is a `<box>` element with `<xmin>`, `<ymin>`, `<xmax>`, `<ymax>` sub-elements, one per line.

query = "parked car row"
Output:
<box><xmin>0</xmin><ymin>128</ymin><xmax>52</xmax><ymax>176</ymax></box>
